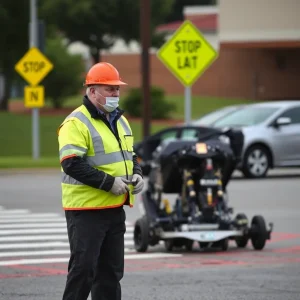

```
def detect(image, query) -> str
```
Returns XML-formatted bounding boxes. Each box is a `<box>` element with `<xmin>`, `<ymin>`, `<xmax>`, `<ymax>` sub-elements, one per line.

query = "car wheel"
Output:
<box><xmin>242</xmin><ymin>145</ymin><xmax>270</xmax><ymax>178</ymax></box>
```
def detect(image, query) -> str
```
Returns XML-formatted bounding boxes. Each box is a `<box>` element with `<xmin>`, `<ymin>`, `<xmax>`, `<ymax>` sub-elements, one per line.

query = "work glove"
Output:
<box><xmin>131</xmin><ymin>174</ymin><xmax>144</xmax><ymax>195</ymax></box>
<box><xmin>110</xmin><ymin>177</ymin><xmax>130</xmax><ymax>196</ymax></box>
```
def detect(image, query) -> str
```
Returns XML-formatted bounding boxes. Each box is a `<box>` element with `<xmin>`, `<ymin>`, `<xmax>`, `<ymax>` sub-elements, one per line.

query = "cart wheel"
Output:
<box><xmin>250</xmin><ymin>215</ymin><xmax>267</xmax><ymax>250</ymax></box>
<box><xmin>198</xmin><ymin>242</ymin><xmax>209</xmax><ymax>249</ymax></box>
<box><xmin>220</xmin><ymin>238</ymin><xmax>229</xmax><ymax>251</ymax></box>
<box><xmin>235</xmin><ymin>213</ymin><xmax>249</xmax><ymax>248</ymax></box>
<box><xmin>236</xmin><ymin>235</ymin><xmax>249</xmax><ymax>248</ymax></box>
<box><xmin>212</xmin><ymin>238</ymin><xmax>228</xmax><ymax>251</ymax></box>
<box><xmin>164</xmin><ymin>239</ymin><xmax>174</xmax><ymax>252</ymax></box>
<box><xmin>184</xmin><ymin>239</ymin><xmax>194</xmax><ymax>251</ymax></box>
<box><xmin>134</xmin><ymin>216</ymin><xmax>149</xmax><ymax>252</ymax></box>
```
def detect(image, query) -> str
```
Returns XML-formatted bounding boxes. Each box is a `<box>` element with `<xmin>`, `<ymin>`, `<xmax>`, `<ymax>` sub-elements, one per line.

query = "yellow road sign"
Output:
<box><xmin>157</xmin><ymin>20</ymin><xmax>218</xmax><ymax>87</ymax></box>
<box><xmin>24</xmin><ymin>85</ymin><xmax>45</xmax><ymax>108</ymax></box>
<box><xmin>15</xmin><ymin>47</ymin><xmax>53</xmax><ymax>86</ymax></box>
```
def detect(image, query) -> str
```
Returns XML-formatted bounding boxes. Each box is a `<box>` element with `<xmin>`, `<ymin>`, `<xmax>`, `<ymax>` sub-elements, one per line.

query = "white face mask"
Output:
<box><xmin>96</xmin><ymin>92</ymin><xmax>119</xmax><ymax>112</ymax></box>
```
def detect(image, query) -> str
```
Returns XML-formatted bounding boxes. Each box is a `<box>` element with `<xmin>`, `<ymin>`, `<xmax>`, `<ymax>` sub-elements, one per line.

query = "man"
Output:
<box><xmin>58</xmin><ymin>62</ymin><xmax>144</xmax><ymax>300</ymax></box>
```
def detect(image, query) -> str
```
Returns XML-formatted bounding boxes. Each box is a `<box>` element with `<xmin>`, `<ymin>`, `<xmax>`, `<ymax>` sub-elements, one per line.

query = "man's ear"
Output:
<box><xmin>90</xmin><ymin>86</ymin><xmax>96</xmax><ymax>95</ymax></box>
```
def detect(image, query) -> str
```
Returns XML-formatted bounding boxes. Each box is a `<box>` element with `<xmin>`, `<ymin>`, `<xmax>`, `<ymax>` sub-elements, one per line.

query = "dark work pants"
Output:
<box><xmin>62</xmin><ymin>207</ymin><xmax>126</xmax><ymax>300</ymax></box>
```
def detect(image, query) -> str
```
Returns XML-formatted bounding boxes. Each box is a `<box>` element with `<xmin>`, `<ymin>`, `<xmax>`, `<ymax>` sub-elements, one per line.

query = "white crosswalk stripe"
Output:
<box><xmin>0</xmin><ymin>207</ymin><xmax>181</xmax><ymax>266</ymax></box>
<box><xmin>0</xmin><ymin>218</ymin><xmax>67</xmax><ymax>223</ymax></box>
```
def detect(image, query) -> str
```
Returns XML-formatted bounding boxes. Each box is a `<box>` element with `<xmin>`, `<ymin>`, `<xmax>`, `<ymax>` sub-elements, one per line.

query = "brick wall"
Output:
<box><xmin>102</xmin><ymin>47</ymin><xmax>300</xmax><ymax>100</ymax></box>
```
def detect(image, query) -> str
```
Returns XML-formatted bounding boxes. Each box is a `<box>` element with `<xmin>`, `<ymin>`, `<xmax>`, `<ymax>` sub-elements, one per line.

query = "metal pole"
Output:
<box><xmin>140</xmin><ymin>0</ymin><xmax>151</xmax><ymax>138</ymax></box>
<box><xmin>30</xmin><ymin>0</ymin><xmax>40</xmax><ymax>159</ymax></box>
<box><xmin>184</xmin><ymin>86</ymin><xmax>191</xmax><ymax>124</ymax></box>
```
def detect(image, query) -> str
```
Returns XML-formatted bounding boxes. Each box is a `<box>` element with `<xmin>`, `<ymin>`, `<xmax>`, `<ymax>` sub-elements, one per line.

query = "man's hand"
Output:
<box><xmin>131</xmin><ymin>174</ymin><xmax>144</xmax><ymax>195</ymax></box>
<box><xmin>110</xmin><ymin>177</ymin><xmax>130</xmax><ymax>195</ymax></box>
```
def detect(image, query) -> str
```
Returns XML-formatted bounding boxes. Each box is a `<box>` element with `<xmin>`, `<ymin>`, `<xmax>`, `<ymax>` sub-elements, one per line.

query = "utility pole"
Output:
<box><xmin>140</xmin><ymin>0</ymin><xmax>151</xmax><ymax>138</ymax></box>
<box><xmin>30</xmin><ymin>0</ymin><xmax>40</xmax><ymax>159</ymax></box>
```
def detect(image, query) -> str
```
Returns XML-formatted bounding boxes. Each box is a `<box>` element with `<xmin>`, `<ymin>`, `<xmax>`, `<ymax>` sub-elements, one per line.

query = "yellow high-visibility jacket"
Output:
<box><xmin>58</xmin><ymin>104</ymin><xmax>135</xmax><ymax>210</ymax></box>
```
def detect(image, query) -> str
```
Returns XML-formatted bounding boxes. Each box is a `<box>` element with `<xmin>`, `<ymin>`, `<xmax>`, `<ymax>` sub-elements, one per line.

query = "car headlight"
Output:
<box><xmin>218</xmin><ymin>135</ymin><xmax>230</xmax><ymax>145</ymax></box>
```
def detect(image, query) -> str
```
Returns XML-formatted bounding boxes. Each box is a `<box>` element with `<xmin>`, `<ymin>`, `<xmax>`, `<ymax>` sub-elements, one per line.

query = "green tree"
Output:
<box><xmin>0</xmin><ymin>0</ymin><xmax>174</xmax><ymax>111</ymax></box>
<box><xmin>0</xmin><ymin>0</ymin><xmax>29</xmax><ymax>111</ymax></box>
<box><xmin>111</xmin><ymin>0</ymin><xmax>174</xmax><ymax>48</ymax></box>
<box><xmin>43</xmin><ymin>37</ymin><xmax>85</xmax><ymax>108</ymax></box>
<box><xmin>39</xmin><ymin>0</ymin><xmax>174</xmax><ymax>63</ymax></box>
<box><xmin>123</xmin><ymin>86</ymin><xmax>176</xmax><ymax>119</ymax></box>
<box><xmin>39</xmin><ymin>0</ymin><xmax>117</xmax><ymax>63</ymax></box>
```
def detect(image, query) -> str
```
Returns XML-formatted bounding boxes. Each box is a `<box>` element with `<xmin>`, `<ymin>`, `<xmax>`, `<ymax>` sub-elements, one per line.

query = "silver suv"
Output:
<box><xmin>197</xmin><ymin>101</ymin><xmax>300</xmax><ymax>178</ymax></box>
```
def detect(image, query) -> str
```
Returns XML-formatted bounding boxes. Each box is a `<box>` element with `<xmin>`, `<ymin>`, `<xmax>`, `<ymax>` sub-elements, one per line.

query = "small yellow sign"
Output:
<box><xmin>157</xmin><ymin>20</ymin><xmax>218</xmax><ymax>87</ymax></box>
<box><xmin>15</xmin><ymin>47</ymin><xmax>53</xmax><ymax>86</ymax></box>
<box><xmin>24</xmin><ymin>86</ymin><xmax>45</xmax><ymax>108</ymax></box>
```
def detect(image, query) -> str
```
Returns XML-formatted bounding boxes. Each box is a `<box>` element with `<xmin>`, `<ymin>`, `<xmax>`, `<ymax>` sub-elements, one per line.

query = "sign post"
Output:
<box><xmin>157</xmin><ymin>20</ymin><xmax>218</xmax><ymax>124</ymax></box>
<box><xmin>15</xmin><ymin>0</ymin><xmax>53</xmax><ymax>160</ymax></box>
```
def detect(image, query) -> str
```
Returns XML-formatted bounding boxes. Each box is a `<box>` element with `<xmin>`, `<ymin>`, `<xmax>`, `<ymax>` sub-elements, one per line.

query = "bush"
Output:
<box><xmin>122</xmin><ymin>86</ymin><xmax>176</xmax><ymax>119</ymax></box>
<box><xmin>43</xmin><ymin>36</ymin><xmax>85</xmax><ymax>108</ymax></box>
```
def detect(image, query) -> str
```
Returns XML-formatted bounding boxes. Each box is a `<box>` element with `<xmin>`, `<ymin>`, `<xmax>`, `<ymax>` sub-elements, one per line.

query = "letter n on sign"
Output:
<box><xmin>24</xmin><ymin>86</ymin><xmax>45</xmax><ymax>108</ymax></box>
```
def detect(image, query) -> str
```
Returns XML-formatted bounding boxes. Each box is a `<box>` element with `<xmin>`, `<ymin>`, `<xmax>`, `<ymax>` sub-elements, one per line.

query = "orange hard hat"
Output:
<box><xmin>85</xmin><ymin>62</ymin><xmax>127</xmax><ymax>86</ymax></box>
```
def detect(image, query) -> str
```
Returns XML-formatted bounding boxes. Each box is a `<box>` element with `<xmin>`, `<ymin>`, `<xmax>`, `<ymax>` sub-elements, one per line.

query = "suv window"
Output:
<box><xmin>280</xmin><ymin>106</ymin><xmax>300</xmax><ymax>124</ymax></box>
<box><xmin>214</xmin><ymin>106</ymin><xmax>278</xmax><ymax>127</ymax></box>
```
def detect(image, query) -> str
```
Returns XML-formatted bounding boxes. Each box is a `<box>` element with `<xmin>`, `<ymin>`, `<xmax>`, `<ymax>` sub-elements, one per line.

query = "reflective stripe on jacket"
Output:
<box><xmin>58</xmin><ymin>105</ymin><xmax>135</xmax><ymax>209</ymax></box>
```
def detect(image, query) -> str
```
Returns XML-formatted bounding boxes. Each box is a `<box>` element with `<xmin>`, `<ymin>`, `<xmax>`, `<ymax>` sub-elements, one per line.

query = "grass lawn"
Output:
<box><xmin>167</xmin><ymin>95</ymin><xmax>253</xmax><ymax>119</ymax></box>
<box><xmin>0</xmin><ymin>156</ymin><xmax>61</xmax><ymax>169</ymax></box>
<box><xmin>0</xmin><ymin>112</ymin><xmax>168</xmax><ymax>168</ymax></box>
<box><xmin>2</xmin><ymin>94</ymin><xmax>254</xmax><ymax>168</ymax></box>
<box><xmin>12</xmin><ymin>93</ymin><xmax>253</xmax><ymax>121</ymax></box>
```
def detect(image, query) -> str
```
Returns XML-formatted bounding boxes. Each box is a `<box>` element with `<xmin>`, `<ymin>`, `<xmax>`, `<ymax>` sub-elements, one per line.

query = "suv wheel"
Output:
<box><xmin>242</xmin><ymin>145</ymin><xmax>270</xmax><ymax>178</ymax></box>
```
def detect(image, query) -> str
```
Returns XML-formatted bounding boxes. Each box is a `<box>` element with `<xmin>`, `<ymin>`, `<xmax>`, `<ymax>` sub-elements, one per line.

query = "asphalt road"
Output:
<box><xmin>0</xmin><ymin>168</ymin><xmax>299</xmax><ymax>300</ymax></box>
